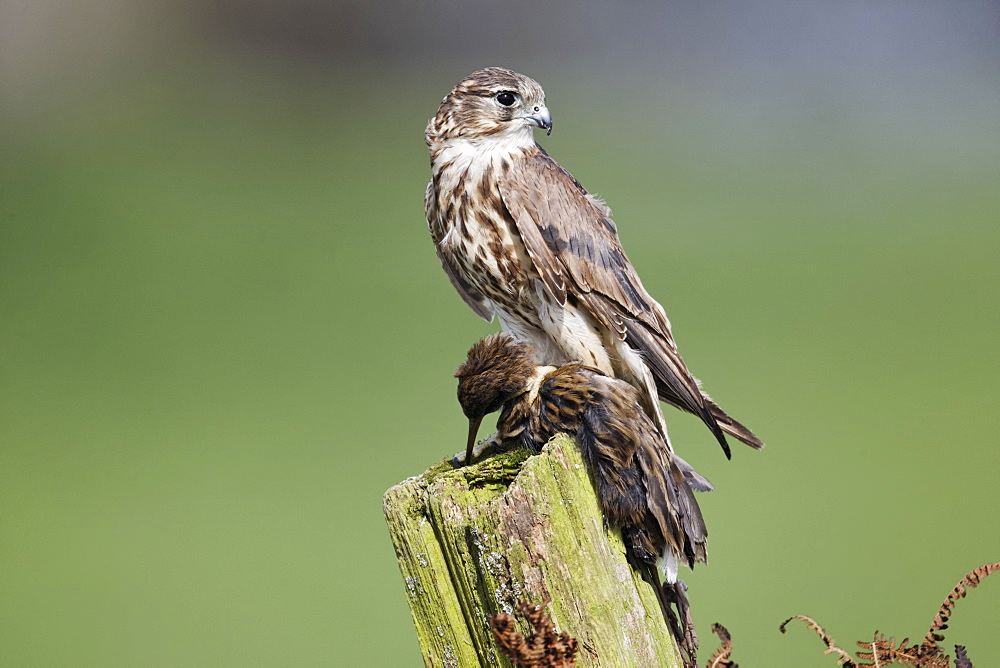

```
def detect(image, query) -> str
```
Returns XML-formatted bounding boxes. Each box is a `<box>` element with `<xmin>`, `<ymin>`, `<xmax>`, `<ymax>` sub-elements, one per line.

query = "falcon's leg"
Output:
<box><xmin>612</xmin><ymin>338</ymin><xmax>674</xmax><ymax>443</ymax></box>
<box><xmin>530</xmin><ymin>289</ymin><xmax>613</xmax><ymax>372</ymax></box>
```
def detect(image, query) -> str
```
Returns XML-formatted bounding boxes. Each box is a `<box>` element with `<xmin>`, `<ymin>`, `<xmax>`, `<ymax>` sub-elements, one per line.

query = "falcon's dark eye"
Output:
<box><xmin>495</xmin><ymin>91</ymin><xmax>516</xmax><ymax>107</ymax></box>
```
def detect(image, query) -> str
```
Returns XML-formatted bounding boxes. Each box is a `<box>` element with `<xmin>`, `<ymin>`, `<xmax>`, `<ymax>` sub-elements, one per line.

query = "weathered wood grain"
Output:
<box><xmin>384</xmin><ymin>435</ymin><xmax>681</xmax><ymax>667</ymax></box>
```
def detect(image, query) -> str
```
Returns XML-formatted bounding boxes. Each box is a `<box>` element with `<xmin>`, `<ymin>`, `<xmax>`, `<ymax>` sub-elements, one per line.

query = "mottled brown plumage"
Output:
<box><xmin>456</xmin><ymin>333</ymin><xmax>710</xmax><ymax>664</ymax></box>
<box><xmin>427</xmin><ymin>67</ymin><xmax>762</xmax><ymax>461</ymax></box>
<box><xmin>455</xmin><ymin>333</ymin><xmax>709</xmax><ymax>582</ymax></box>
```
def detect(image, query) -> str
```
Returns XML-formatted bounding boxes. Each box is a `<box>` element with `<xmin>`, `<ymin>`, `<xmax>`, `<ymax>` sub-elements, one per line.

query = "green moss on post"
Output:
<box><xmin>383</xmin><ymin>435</ymin><xmax>683</xmax><ymax>667</ymax></box>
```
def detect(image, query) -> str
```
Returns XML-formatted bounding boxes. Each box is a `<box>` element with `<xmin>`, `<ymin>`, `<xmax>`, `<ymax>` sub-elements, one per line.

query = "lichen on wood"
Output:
<box><xmin>384</xmin><ymin>435</ymin><xmax>682</xmax><ymax>667</ymax></box>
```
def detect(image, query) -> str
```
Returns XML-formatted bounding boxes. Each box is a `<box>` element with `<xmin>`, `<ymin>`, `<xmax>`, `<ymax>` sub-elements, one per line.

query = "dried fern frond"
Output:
<box><xmin>923</xmin><ymin>562</ymin><xmax>999</xmax><ymax>650</ymax></box>
<box><xmin>489</xmin><ymin>598</ymin><xmax>579</xmax><ymax>667</ymax></box>
<box><xmin>705</xmin><ymin>622</ymin><xmax>737</xmax><ymax>668</ymax></box>
<box><xmin>952</xmin><ymin>645</ymin><xmax>972</xmax><ymax>668</ymax></box>
<box><xmin>781</xmin><ymin>563</ymin><xmax>995</xmax><ymax>666</ymax></box>
<box><xmin>779</xmin><ymin>615</ymin><xmax>856</xmax><ymax>667</ymax></box>
<box><xmin>855</xmin><ymin>631</ymin><xmax>948</xmax><ymax>667</ymax></box>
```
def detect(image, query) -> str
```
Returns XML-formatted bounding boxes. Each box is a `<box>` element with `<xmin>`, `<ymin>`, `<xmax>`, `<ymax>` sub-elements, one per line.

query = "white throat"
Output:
<box><xmin>432</xmin><ymin>128</ymin><xmax>536</xmax><ymax>176</ymax></box>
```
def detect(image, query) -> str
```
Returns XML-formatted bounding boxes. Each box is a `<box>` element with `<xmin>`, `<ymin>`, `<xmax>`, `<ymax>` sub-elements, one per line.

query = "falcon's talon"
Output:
<box><xmin>478</xmin><ymin>433</ymin><xmax>503</xmax><ymax>455</ymax></box>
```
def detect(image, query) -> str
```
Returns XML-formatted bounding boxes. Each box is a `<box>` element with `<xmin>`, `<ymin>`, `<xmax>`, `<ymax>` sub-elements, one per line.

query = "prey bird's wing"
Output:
<box><xmin>636</xmin><ymin>442</ymin><xmax>709</xmax><ymax>567</ymax></box>
<box><xmin>499</xmin><ymin>148</ymin><xmax>761</xmax><ymax>452</ymax></box>
<box><xmin>426</xmin><ymin>180</ymin><xmax>495</xmax><ymax>322</ymax></box>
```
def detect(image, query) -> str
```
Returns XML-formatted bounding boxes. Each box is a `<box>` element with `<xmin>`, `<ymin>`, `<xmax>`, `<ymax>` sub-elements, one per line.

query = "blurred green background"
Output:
<box><xmin>3</xmin><ymin>2</ymin><xmax>998</xmax><ymax>665</ymax></box>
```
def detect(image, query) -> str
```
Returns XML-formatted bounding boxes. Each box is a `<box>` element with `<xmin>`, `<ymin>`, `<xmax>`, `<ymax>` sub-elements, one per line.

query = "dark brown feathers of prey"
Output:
<box><xmin>455</xmin><ymin>333</ymin><xmax>709</xmax><ymax>579</ymax></box>
<box><xmin>455</xmin><ymin>333</ymin><xmax>711</xmax><ymax>664</ymax></box>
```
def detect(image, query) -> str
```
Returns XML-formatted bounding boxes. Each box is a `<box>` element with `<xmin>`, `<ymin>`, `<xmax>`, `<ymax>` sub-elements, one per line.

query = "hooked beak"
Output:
<box><xmin>527</xmin><ymin>106</ymin><xmax>553</xmax><ymax>135</ymax></box>
<box><xmin>463</xmin><ymin>414</ymin><xmax>485</xmax><ymax>466</ymax></box>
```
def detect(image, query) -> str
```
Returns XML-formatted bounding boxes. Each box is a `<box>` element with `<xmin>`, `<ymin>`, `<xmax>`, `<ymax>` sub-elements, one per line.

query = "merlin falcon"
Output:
<box><xmin>425</xmin><ymin>67</ymin><xmax>763</xmax><ymax>459</ymax></box>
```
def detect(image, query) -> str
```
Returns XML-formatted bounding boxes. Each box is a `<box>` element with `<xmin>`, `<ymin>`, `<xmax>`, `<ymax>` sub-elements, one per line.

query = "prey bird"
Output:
<box><xmin>426</xmin><ymin>67</ymin><xmax>763</xmax><ymax>460</ymax></box>
<box><xmin>455</xmin><ymin>333</ymin><xmax>710</xmax><ymax>663</ymax></box>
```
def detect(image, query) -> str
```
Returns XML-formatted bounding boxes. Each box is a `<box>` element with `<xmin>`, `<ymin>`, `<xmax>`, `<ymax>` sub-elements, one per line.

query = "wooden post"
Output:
<box><xmin>383</xmin><ymin>435</ymin><xmax>683</xmax><ymax>667</ymax></box>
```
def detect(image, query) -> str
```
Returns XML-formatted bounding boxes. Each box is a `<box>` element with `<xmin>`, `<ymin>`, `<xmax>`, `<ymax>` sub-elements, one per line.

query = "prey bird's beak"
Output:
<box><xmin>527</xmin><ymin>106</ymin><xmax>553</xmax><ymax>135</ymax></box>
<box><xmin>464</xmin><ymin>414</ymin><xmax>485</xmax><ymax>466</ymax></box>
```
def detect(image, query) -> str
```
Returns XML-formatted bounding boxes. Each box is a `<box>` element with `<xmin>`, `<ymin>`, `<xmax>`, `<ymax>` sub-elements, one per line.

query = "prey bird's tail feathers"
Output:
<box><xmin>568</xmin><ymin>375</ymin><xmax>709</xmax><ymax>582</ymax></box>
<box><xmin>636</xmin><ymin>432</ymin><xmax>709</xmax><ymax>572</ymax></box>
<box><xmin>671</xmin><ymin>453</ymin><xmax>714</xmax><ymax>493</ymax></box>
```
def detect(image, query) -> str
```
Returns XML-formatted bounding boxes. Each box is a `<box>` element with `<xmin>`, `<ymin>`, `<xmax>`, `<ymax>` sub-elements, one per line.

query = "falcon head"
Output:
<box><xmin>429</xmin><ymin>67</ymin><xmax>552</xmax><ymax>142</ymax></box>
